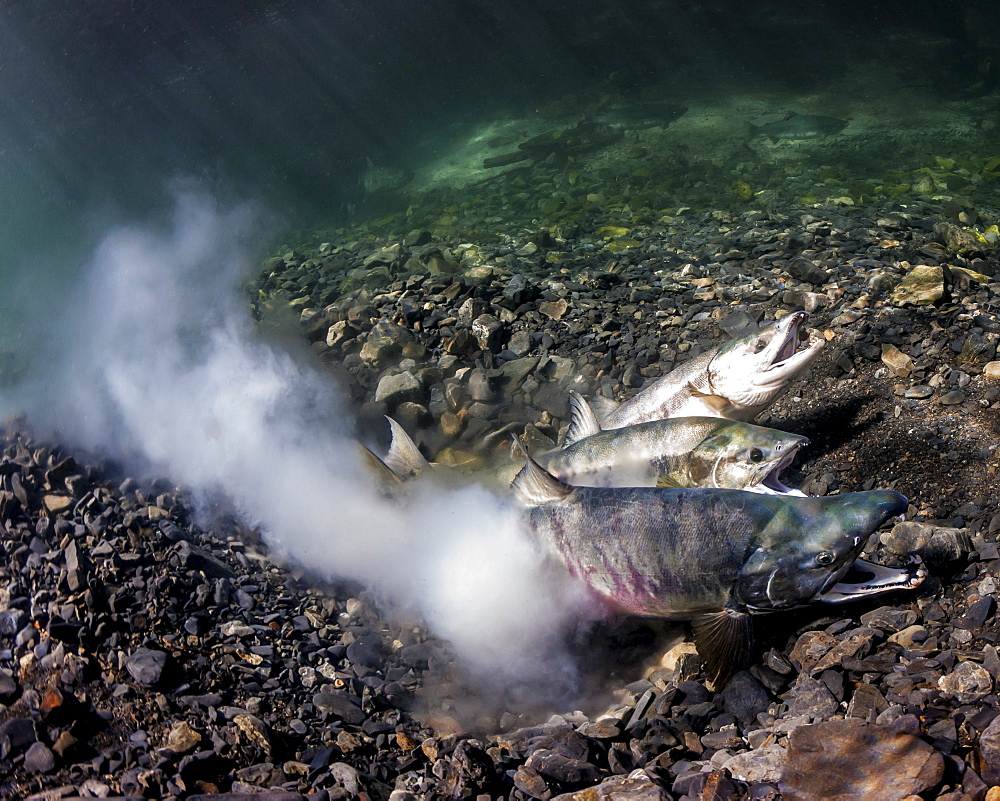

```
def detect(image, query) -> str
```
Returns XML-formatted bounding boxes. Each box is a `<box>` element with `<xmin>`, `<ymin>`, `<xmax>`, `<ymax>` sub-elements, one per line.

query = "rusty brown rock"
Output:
<box><xmin>539</xmin><ymin>298</ymin><xmax>569</xmax><ymax>320</ymax></box>
<box><xmin>779</xmin><ymin>719</ymin><xmax>944</xmax><ymax>801</ymax></box>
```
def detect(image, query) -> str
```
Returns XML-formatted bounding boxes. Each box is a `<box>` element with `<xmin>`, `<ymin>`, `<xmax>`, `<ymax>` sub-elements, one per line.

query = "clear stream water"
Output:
<box><xmin>0</xmin><ymin>0</ymin><xmax>997</xmax><ymax>679</ymax></box>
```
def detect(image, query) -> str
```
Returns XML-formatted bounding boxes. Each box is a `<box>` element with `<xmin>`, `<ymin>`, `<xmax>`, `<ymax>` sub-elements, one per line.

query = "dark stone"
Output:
<box><xmin>187</xmin><ymin>790</ymin><xmax>304</xmax><ymax>801</ymax></box>
<box><xmin>431</xmin><ymin>740</ymin><xmax>495</xmax><ymax>798</ymax></box>
<box><xmin>719</xmin><ymin>310</ymin><xmax>759</xmax><ymax>339</ymax></box>
<box><xmin>503</xmin><ymin>274</ymin><xmax>538</xmax><ymax>305</ymax></box>
<box><xmin>0</xmin><ymin>668</ymin><xmax>18</xmax><ymax>700</ymax></box>
<box><xmin>126</xmin><ymin>648</ymin><xmax>169</xmax><ymax>687</ymax></box>
<box><xmin>721</xmin><ymin>670</ymin><xmax>770</xmax><ymax>724</ymax></box>
<box><xmin>0</xmin><ymin>717</ymin><xmax>36</xmax><ymax>757</ymax></box>
<box><xmin>313</xmin><ymin>690</ymin><xmax>366</xmax><ymax>724</ymax></box>
<box><xmin>782</xmin><ymin>676</ymin><xmax>840</xmax><ymax>719</ymax></box>
<box><xmin>0</xmin><ymin>608</ymin><xmax>27</xmax><ymax>635</ymax></box>
<box><xmin>176</xmin><ymin>540</ymin><xmax>236</xmax><ymax>579</ymax></box>
<box><xmin>398</xmin><ymin>643</ymin><xmax>434</xmax><ymax>669</ymax></box>
<box><xmin>23</xmin><ymin>741</ymin><xmax>55</xmax><ymax>773</ymax></box>
<box><xmin>513</xmin><ymin>764</ymin><xmax>551</xmax><ymax>799</ymax></box>
<box><xmin>403</xmin><ymin>229</ymin><xmax>432</xmax><ymax>247</ymax></box>
<box><xmin>345</xmin><ymin>635</ymin><xmax>382</xmax><ymax>668</ymax></box>
<box><xmin>978</xmin><ymin>714</ymin><xmax>1000</xmax><ymax>784</ymax></box>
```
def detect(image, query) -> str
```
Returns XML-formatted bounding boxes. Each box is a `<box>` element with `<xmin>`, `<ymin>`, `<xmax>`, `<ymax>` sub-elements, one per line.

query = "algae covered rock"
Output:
<box><xmin>890</xmin><ymin>265</ymin><xmax>944</xmax><ymax>306</ymax></box>
<box><xmin>934</xmin><ymin>222</ymin><xmax>989</xmax><ymax>256</ymax></box>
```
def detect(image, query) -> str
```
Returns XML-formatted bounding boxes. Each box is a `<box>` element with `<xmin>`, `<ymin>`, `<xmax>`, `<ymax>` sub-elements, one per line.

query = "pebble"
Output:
<box><xmin>125</xmin><ymin>648</ymin><xmax>169</xmax><ymax>687</ymax></box>
<box><xmin>723</xmin><ymin>743</ymin><xmax>787</xmax><ymax>783</ymax></box>
<box><xmin>374</xmin><ymin>371</ymin><xmax>423</xmax><ymax>405</ymax></box>
<box><xmin>550</xmin><ymin>768</ymin><xmax>669</xmax><ymax>800</ymax></box>
<box><xmin>23</xmin><ymin>741</ymin><xmax>55</xmax><ymax>773</ymax></box>
<box><xmin>938</xmin><ymin>661</ymin><xmax>993</xmax><ymax>703</ymax></box>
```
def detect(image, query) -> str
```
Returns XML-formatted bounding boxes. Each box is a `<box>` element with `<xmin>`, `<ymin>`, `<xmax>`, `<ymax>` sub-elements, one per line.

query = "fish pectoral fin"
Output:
<box><xmin>383</xmin><ymin>416</ymin><xmax>431</xmax><ymax>478</ymax></box>
<box><xmin>691</xmin><ymin>609</ymin><xmax>754</xmax><ymax>689</ymax></box>
<box><xmin>655</xmin><ymin>475</ymin><xmax>684</xmax><ymax>488</ymax></box>
<box><xmin>564</xmin><ymin>391</ymin><xmax>602</xmax><ymax>445</ymax></box>
<box><xmin>687</xmin><ymin>388</ymin><xmax>732</xmax><ymax>415</ymax></box>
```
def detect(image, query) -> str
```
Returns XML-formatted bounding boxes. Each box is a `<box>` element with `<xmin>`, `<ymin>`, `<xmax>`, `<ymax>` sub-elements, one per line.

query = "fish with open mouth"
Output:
<box><xmin>511</xmin><ymin>447</ymin><xmax>925</xmax><ymax>686</ymax></box>
<box><xmin>365</xmin><ymin>402</ymin><xmax>808</xmax><ymax>496</ymax></box>
<box><xmin>541</xmin><ymin>391</ymin><xmax>808</xmax><ymax>494</ymax></box>
<box><xmin>598</xmin><ymin>311</ymin><xmax>825</xmax><ymax>428</ymax></box>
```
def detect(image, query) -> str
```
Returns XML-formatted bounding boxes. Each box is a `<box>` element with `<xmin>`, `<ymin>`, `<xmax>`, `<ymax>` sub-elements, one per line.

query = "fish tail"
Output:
<box><xmin>510</xmin><ymin>436</ymin><xmax>573</xmax><ymax>505</ymax></box>
<box><xmin>359</xmin><ymin>444</ymin><xmax>405</xmax><ymax>488</ymax></box>
<box><xmin>383</xmin><ymin>417</ymin><xmax>431</xmax><ymax>478</ymax></box>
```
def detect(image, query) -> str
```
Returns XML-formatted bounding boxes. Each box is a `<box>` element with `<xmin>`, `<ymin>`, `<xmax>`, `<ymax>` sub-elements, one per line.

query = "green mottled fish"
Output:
<box><xmin>540</xmin><ymin>391</ymin><xmax>808</xmax><ymax>494</ymax></box>
<box><xmin>511</xmin><ymin>448</ymin><xmax>925</xmax><ymax>686</ymax></box>
<box><xmin>598</xmin><ymin>311</ymin><xmax>824</xmax><ymax>428</ymax></box>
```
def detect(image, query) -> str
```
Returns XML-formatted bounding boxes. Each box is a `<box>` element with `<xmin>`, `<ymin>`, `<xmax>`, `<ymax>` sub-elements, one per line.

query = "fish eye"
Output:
<box><xmin>816</xmin><ymin>551</ymin><xmax>836</xmax><ymax>566</ymax></box>
<box><xmin>749</xmin><ymin>447</ymin><xmax>764</xmax><ymax>463</ymax></box>
<box><xmin>753</xmin><ymin>339</ymin><xmax>767</xmax><ymax>353</ymax></box>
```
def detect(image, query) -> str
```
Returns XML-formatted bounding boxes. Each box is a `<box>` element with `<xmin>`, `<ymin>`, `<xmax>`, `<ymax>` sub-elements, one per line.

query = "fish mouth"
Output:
<box><xmin>755</xmin><ymin>312</ymin><xmax>825</xmax><ymax>390</ymax></box>
<box><xmin>751</xmin><ymin>437</ymin><xmax>809</xmax><ymax>495</ymax></box>
<box><xmin>815</xmin><ymin>555</ymin><xmax>927</xmax><ymax>603</ymax></box>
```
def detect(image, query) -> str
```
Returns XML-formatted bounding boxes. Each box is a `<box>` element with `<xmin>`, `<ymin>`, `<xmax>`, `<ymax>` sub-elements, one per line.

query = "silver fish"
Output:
<box><xmin>754</xmin><ymin>114</ymin><xmax>848</xmax><ymax>142</ymax></box>
<box><xmin>511</xmin><ymin>449</ymin><xmax>924</xmax><ymax>686</ymax></box>
<box><xmin>359</xmin><ymin>157</ymin><xmax>413</xmax><ymax>194</ymax></box>
<box><xmin>539</xmin><ymin>391</ymin><xmax>808</xmax><ymax>494</ymax></box>
<box><xmin>599</xmin><ymin>311</ymin><xmax>825</xmax><ymax>428</ymax></box>
<box><xmin>595</xmin><ymin>101</ymin><xmax>687</xmax><ymax>130</ymax></box>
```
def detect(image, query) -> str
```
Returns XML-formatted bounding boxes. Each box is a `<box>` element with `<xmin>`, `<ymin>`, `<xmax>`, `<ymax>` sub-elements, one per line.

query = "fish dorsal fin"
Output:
<box><xmin>359</xmin><ymin>444</ymin><xmax>405</xmax><ymax>488</ymax></box>
<box><xmin>691</xmin><ymin>608</ymin><xmax>754</xmax><ymax>689</ymax></box>
<box><xmin>655</xmin><ymin>475</ymin><xmax>684</xmax><ymax>488</ymax></box>
<box><xmin>589</xmin><ymin>395</ymin><xmax>620</xmax><ymax>426</ymax></box>
<box><xmin>510</xmin><ymin>437</ymin><xmax>574</xmax><ymax>505</ymax></box>
<box><xmin>564</xmin><ymin>391</ymin><xmax>602</xmax><ymax>445</ymax></box>
<box><xmin>383</xmin><ymin>417</ymin><xmax>431</xmax><ymax>478</ymax></box>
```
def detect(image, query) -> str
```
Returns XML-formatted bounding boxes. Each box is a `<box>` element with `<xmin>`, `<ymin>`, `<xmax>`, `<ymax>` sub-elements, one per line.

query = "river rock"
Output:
<box><xmin>126</xmin><ymin>648</ymin><xmax>169</xmax><ymax>687</ymax></box>
<box><xmin>880</xmin><ymin>521</ymin><xmax>971</xmax><ymax>563</ymax></box>
<box><xmin>164</xmin><ymin>720</ymin><xmax>202</xmax><ymax>754</ymax></box>
<box><xmin>23</xmin><ymin>741</ymin><xmax>55</xmax><ymax>773</ymax></box>
<box><xmin>374</xmin><ymin>372</ymin><xmax>423</xmax><ymax>405</ymax></box>
<box><xmin>550</xmin><ymin>768</ymin><xmax>669</xmax><ymax>800</ymax></box>
<box><xmin>779</xmin><ymin>719</ymin><xmax>944</xmax><ymax>800</ymax></box>
<box><xmin>782</xmin><ymin>675</ymin><xmax>840</xmax><ymax>719</ymax></box>
<box><xmin>978</xmin><ymin>714</ymin><xmax>1000</xmax><ymax>784</ymax></box>
<box><xmin>890</xmin><ymin>265</ymin><xmax>944</xmax><ymax>306</ymax></box>
<box><xmin>471</xmin><ymin>313</ymin><xmax>502</xmax><ymax>350</ymax></box>
<box><xmin>0</xmin><ymin>717</ymin><xmax>36</xmax><ymax>757</ymax></box>
<box><xmin>880</xmin><ymin>343</ymin><xmax>913</xmax><ymax>377</ymax></box>
<box><xmin>938</xmin><ymin>661</ymin><xmax>993</xmax><ymax>703</ymax></box>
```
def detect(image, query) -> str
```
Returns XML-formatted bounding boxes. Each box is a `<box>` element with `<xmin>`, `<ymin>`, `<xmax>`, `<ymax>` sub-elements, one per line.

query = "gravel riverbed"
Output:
<box><xmin>3</xmin><ymin>196</ymin><xmax>1000</xmax><ymax>800</ymax></box>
